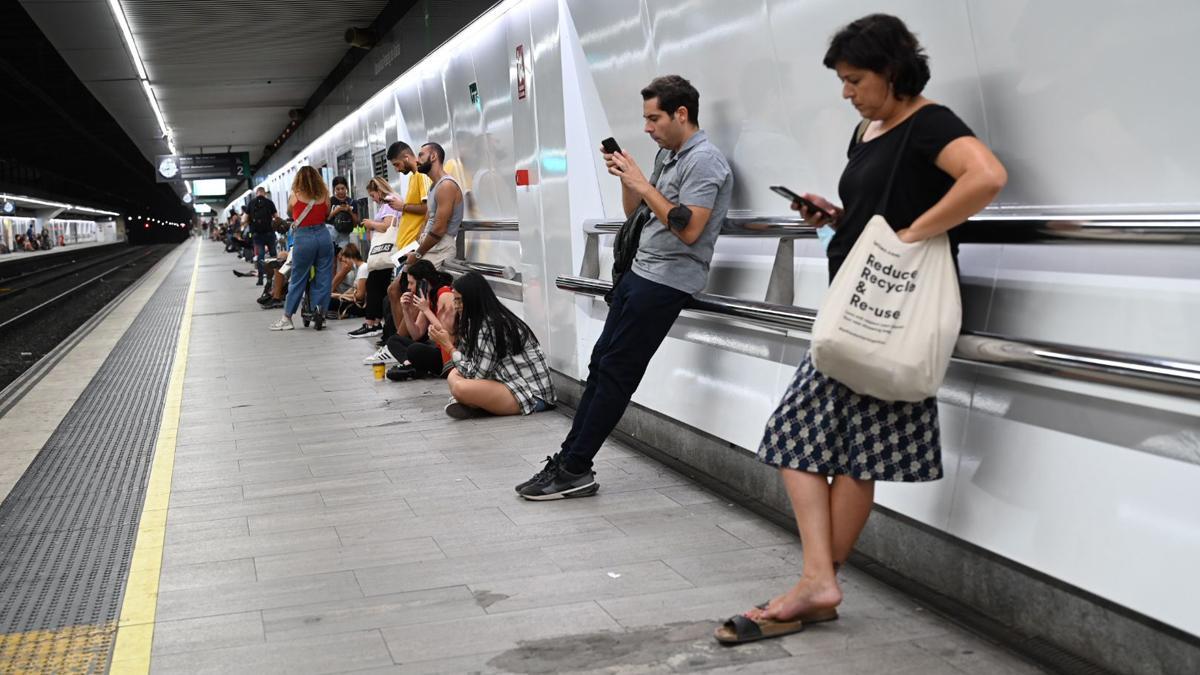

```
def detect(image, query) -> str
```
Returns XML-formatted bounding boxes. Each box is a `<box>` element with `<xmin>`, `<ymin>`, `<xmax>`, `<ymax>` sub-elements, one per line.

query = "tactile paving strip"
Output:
<box><xmin>0</xmin><ymin>249</ymin><xmax>190</xmax><ymax>673</ymax></box>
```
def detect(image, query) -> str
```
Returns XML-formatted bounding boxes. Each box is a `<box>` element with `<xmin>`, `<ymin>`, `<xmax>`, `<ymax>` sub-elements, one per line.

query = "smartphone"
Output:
<box><xmin>600</xmin><ymin>137</ymin><xmax>622</xmax><ymax>155</ymax></box>
<box><xmin>770</xmin><ymin>185</ymin><xmax>833</xmax><ymax>219</ymax></box>
<box><xmin>398</xmin><ymin>272</ymin><xmax>409</xmax><ymax>293</ymax></box>
<box><xmin>417</xmin><ymin>279</ymin><xmax>430</xmax><ymax>297</ymax></box>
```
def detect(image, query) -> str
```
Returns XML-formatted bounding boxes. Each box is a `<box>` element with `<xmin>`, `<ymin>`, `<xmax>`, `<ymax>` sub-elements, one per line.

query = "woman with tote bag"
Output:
<box><xmin>347</xmin><ymin>176</ymin><xmax>402</xmax><ymax>340</ymax></box>
<box><xmin>716</xmin><ymin>14</ymin><xmax>1006</xmax><ymax>644</ymax></box>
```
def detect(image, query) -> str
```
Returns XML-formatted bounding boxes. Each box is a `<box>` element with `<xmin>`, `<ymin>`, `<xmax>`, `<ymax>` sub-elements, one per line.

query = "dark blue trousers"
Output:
<box><xmin>560</xmin><ymin>270</ymin><xmax>690</xmax><ymax>472</ymax></box>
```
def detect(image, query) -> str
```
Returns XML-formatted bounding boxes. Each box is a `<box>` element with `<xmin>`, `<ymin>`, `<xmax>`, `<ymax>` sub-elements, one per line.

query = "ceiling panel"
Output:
<box><xmin>22</xmin><ymin>1</ymin><xmax>125</xmax><ymax>50</ymax></box>
<box><xmin>20</xmin><ymin>0</ymin><xmax>390</xmax><ymax>170</ymax></box>
<box><xmin>56</xmin><ymin>47</ymin><xmax>137</xmax><ymax>81</ymax></box>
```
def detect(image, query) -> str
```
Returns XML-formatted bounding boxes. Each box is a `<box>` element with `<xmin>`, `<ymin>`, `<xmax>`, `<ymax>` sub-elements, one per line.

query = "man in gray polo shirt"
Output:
<box><xmin>518</xmin><ymin>74</ymin><xmax>733</xmax><ymax>500</ymax></box>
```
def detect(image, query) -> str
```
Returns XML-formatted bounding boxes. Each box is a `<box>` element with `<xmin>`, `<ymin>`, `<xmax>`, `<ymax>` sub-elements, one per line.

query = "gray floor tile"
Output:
<box><xmin>499</xmin><ymin>489</ymin><xmax>682</xmax><ymax>526</ymax></box>
<box><xmin>470</xmin><ymin>560</ymin><xmax>695</xmax><ymax>615</ymax></box>
<box><xmin>156</xmin><ymin>571</ymin><xmax>363</xmax><ymax>622</ymax></box>
<box><xmin>158</xmin><ymin>558</ymin><xmax>258</xmax><ymax>593</ymax></box>
<box><xmin>164</xmin><ymin>516</ymin><xmax>249</xmax><ymax>545</ymax></box>
<box><xmin>262</xmin><ymin>586</ymin><xmax>484</xmax><ymax>641</ymax></box>
<box><xmin>149</xmin><ymin>629</ymin><xmax>393</xmax><ymax>675</ymax></box>
<box><xmin>240</xmin><ymin>471</ymin><xmax>392</xmax><ymax>500</ymax></box>
<box><xmin>379</xmin><ymin>601</ymin><xmax>620</xmax><ymax>663</ymax></box>
<box><xmin>151</xmin><ymin>611</ymin><xmax>265</xmax><ymax>655</ymax></box>
<box><xmin>162</xmin><ymin>526</ymin><xmax>340</xmax><ymax>567</ymax></box>
<box><xmin>167</xmin><ymin>492</ymin><xmax>325</xmax><ymax>525</ymax></box>
<box><xmin>354</xmin><ymin>548</ymin><xmax>563</xmax><ymax>597</ymax></box>
<box><xmin>334</xmin><ymin>507</ymin><xmax>516</xmax><ymax>548</ymax></box>
<box><xmin>661</xmin><ymin>546</ymin><xmax>803</xmax><ymax>587</ymax></box>
<box><xmin>246</xmin><ymin>501</ymin><xmax>416</xmax><ymax>535</ymax></box>
<box><xmin>539</xmin><ymin>524</ymin><xmax>749</xmax><ymax>572</ymax></box>
<box><xmin>432</xmin><ymin>516</ymin><xmax>625</xmax><ymax>559</ymax></box>
<box><xmin>254</xmin><ymin>536</ymin><xmax>445</xmax><ymax>580</ymax></box>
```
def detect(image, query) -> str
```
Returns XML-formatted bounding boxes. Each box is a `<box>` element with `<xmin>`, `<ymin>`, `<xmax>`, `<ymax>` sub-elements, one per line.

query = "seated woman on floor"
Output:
<box><xmin>364</xmin><ymin>260</ymin><xmax>455</xmax><ymax>374</ymax></box>
<box><xmin>427</xmin><ymin>271</ymin><xmax>556</xmax><ymax>420</ymax></box>
<box><xmin>329</xmin><ymin>243</ymin><xmax>366</xmax><ymax>318</ymax></box>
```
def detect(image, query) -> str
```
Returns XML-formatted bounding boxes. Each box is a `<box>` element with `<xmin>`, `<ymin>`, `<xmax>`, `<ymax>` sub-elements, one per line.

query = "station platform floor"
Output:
<box><xmin>0</xmin><ymin>239</ymin><xmax>112</xmax><ymax>261</ymax></box>
<box><xmin>0</xmin><ymin>239</ymin><xmax>1047</xmax><ymax>674</ymax></box>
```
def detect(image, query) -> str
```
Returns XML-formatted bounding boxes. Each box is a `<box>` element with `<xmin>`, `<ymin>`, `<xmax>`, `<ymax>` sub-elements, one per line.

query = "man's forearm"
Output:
<box><xmin>621</xmin><ymin>183</ymin><xmax>641</xmax><ymax>217</ymax></box>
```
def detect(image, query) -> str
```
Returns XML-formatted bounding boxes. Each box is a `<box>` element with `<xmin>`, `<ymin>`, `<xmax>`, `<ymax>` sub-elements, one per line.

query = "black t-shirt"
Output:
<box><xmin>248</xmin><ymin>195</ymin><xmax>277</xmax><ymax>234</ymax></box>
<box><xmin>828</xmin><ymin>104</ymin><xmax>974</xmax><ymax>280</ymax></box>
<box><xmin>328</xmin><ymin>196</ymin><xmax>355</xmax><ymax>233</ymax></box>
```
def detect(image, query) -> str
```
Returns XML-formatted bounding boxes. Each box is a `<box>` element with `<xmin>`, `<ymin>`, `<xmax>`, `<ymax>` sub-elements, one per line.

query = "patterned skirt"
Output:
<box><xmin>757</xmin><ymin>356</ymin><xmax>942</xmax><ymax>482</ymax></box>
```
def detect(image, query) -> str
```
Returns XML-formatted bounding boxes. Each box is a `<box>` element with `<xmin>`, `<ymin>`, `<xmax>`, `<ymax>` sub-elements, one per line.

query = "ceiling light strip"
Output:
<box><xmin>106</xmin><ymin>0</ymin><xmax>147</xmax><ymax>80</ymax></box>
<box><xmin>1</xmin><ymin>193</ymin><xmax>120</xmax><ymax>216</ymax></box>
<box><xmin>110</xmin><ymin>0</ymin><xmax>174</xmax><ymax>151</ymax></box>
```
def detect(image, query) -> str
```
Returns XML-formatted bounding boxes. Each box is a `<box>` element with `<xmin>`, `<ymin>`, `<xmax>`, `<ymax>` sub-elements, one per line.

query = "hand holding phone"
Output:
<box><xmin>769</xmin><ymin>185</ymin><xmax>835</xmax><ymax>221</ymax></box>
<box><xmin>600</xmin><ymin>137</ymin><xmax>622</xmax><ymax>155</ymax></box>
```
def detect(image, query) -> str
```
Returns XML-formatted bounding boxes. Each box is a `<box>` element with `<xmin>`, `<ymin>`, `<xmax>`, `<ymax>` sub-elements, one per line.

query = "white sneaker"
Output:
<box><xmin>362</xmin><ymin>346</ymin><xmax>397</xmax><ymax>365</ymax></box>
<box><xmin>269</xmin><ymin>316</ymin><xmax>294</xmax><ymax>331</ymax></box>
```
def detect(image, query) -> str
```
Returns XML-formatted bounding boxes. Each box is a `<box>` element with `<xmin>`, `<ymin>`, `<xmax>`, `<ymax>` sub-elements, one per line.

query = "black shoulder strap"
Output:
<box><xmin>875</xmin><ymin>105</ymin><xmax>928</xmax><ymax>215</ymax></box>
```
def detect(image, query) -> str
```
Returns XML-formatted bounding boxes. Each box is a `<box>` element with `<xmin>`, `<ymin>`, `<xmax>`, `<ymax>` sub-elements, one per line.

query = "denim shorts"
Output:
<box><xmin>532</xmin><ymin>397</ymin><xmax>551</xmax><ymax>413</ymax></box>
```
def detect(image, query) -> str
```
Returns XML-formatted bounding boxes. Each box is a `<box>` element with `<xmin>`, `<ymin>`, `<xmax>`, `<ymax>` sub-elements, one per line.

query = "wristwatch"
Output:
<box><xmin>412</xmin><ymin>251</ymin><xmax>423</xmax><ymax>259</ymax></box>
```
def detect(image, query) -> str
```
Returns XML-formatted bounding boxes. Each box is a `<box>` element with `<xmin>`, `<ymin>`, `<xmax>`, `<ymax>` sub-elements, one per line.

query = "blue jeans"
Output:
<box><xmin>285</xmin><ymin>226</ymin><xmax>334</xmax><ymax>317</ymax></box>
<box><xmin>559</xmin><ymin>270</ymin><xmax>690</xmax><ymax>472</ymax></box>
<box><xmin>253</xmin><ymin>233</ymin><xmax>276</xmax><ymax>282</ymax></box>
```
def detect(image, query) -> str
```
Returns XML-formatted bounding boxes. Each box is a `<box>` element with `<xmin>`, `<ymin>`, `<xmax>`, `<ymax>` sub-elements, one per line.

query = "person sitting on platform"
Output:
<box><xmin>365</xmin><ymin>260</ymin><xmax>454</xmax><ymax>373</ymax></box>
<box><xmin>425</xmin><ymin>271</ymin><xmax>555</xmax><ymax>420</ymax></box>
<box><xmin>328</xmin><ymin>243</ymin><xmax>366</xmax><ymax>319</ymax></box>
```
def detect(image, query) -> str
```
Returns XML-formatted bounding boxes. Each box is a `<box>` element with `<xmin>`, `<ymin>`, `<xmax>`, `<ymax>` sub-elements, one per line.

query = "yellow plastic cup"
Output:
<box><xmin>373</xmin><ymin>364</ymin><xmax>386</xmax><ymax>380</ymax></box>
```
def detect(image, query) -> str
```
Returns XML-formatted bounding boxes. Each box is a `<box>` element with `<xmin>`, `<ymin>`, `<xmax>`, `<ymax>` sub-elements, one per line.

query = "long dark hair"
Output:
<box><xmin>453</xmin><ymin>271</ymin><xmax>537</xmax><ymax>361</ymax></box>
<box><xmin>402</xmin><ymin>259</ymin><xmax>452</xmax><ymax>296</ymax></box>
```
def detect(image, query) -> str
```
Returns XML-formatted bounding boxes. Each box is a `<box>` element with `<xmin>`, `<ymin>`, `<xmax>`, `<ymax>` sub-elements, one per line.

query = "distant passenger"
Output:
<box><xmin>327</xmin><ymin>176</ymin><xmax>360</xmax><ymax>252</ymax></box>
<box><xmin>427</xmin><ymin>271</ymin><xmax>555</xmax><ymax>419</ymax></box>
<box><xmin>403</xmin><ymin>142</ymin><xmax>463</xmax><ymax>270</ymax></box>
<box><xmin>516</xmin><ymin>74</ymin><xmax>733</xmax><ymax>500</ymax></box>
<box><xmin>716</xmin><ymin>14</ymin><xmax>1007</xmax><ymax>645</ymax></box>
<box><xmin>269</xmin><ymin>166</ymin><xmax>334</xmax><ymax>331</ymax></box>
<box><xmin>248</xmin><ymin>187</ymin><xmax>279</xmax><ymax>286</ymax></box>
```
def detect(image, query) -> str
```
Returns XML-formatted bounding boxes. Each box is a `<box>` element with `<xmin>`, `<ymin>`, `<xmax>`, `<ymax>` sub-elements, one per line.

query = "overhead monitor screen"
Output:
<box><xmin>191</xmin><ymin>179</ymin><xmax>226</xmax><ymax>196</ymax></box>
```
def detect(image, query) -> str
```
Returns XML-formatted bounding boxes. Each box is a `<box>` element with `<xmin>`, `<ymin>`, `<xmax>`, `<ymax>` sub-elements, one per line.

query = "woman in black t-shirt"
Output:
<box><xmin>717</xmin><ymin>14</ymin><xmax>1006</xmax><ymax>644</ymax></box>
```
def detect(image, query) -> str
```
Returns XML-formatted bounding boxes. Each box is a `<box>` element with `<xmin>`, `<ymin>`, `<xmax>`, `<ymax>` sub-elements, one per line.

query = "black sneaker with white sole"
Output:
<box><xmin>347</xmin><ymin>323</ymin><xmax>382</xmax><ymax>338</ymax></box>
<box><xmin>517</xmin><ymin>465</ymin><xmax>598</xmax><ymax>500</ymax></box>
<box><xmin>515</xmin><ymin>455</ymin><xmax>560</xmax><ymax>493</ymax></box>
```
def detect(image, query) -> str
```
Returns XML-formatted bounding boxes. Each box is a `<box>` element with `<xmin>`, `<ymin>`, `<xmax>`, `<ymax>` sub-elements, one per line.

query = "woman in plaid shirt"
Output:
<box><xmin>428</xmin><ymin>272</ymin><xmax>556</xmax><ymax>419</ymax></box>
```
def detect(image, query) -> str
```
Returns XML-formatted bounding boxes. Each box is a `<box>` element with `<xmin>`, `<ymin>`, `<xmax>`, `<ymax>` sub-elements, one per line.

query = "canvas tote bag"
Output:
<box><xmin>366</xmin><ymin>204</ymin><xmax>400</xmax><ymax>272</ymax></box>
<box><xmin>809</xmin><ymin>108</ymin><xmax>962</xmax><ymax>402</ymax></box>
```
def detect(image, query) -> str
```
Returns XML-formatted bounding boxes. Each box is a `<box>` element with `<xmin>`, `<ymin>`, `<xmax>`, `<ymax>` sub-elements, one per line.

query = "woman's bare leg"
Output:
<box><xmin>447</xmin><ymin>370</ymin><xmax>521</xmax><ymax>416</ymax></box>
<box><xmin>752</xmin><ymin>469</ymin><xmax>843</xmax><ymax>622</ymax></box>
<box><xmin>829</xmin><ymin>475</ymin><xmax>875</xmax><ymax>566</ymax></box>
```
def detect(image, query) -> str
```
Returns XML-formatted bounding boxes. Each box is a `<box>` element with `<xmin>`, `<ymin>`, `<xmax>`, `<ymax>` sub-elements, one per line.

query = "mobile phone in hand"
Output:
<box><xmin>770</xmin><ymin>185</ymin><xmax>834</xmax><ymax>220</ymax></box>
<box><xmin>600</xmin><ymin>137</ymin><xmax>621</xmax><ymax>155</ymax></box>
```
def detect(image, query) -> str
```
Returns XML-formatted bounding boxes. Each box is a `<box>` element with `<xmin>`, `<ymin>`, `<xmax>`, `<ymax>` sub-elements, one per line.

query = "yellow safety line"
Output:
<box><xmin>109</xmin><ymin>241</ymin><xmax>201</xmax><ymax>674</ymax></box>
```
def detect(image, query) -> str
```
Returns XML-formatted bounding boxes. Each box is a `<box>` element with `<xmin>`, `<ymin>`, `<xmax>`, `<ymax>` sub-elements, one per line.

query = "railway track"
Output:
<box><xmin>0</xmin><ymin>244</ymin><xmax>177</xmax><ymax>391</ymax></box>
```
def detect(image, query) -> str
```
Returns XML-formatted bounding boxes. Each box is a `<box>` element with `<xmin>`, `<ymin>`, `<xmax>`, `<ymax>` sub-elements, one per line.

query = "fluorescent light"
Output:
<box><xmin>72</xmin><ymin>205</ymin><xmax>121</xmax><ymax>216</ymax></box>
<box><xmin>141</xmin><ymin>79</ymin><xmax>169</xmax><ymax>138</ymax></box>
<box><xmin>0</xmin><ymin>193</ymin><xmax>70</xmax><ymax>209</ymax></box>
<box><xmin>107</xmin><ymin>0</ymin><xmax>147</xmax><ymax>80</ymax></box>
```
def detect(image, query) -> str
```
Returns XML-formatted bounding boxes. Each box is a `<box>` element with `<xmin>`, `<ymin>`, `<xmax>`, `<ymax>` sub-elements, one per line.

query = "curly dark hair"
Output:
<box><xmin>823</xmin><ymin>14</ymin><xmax>930</xmax><ymax>98</ymax></box>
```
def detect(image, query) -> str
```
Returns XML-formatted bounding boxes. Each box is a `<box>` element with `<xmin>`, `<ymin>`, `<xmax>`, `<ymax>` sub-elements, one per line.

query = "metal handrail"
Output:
<box><xmin>556</xmin><ymin>274</ymin><xmax>1200</xmax><ymax>400</ymax></box>
<box><xmin>452</xmin><ymin>219</ymin><xmax>522</xmax><ymax>283</ymax></box>
<box><xmin>460</xmin><ymin>219</ymin><xmax>519</xmax><ymax>232</ymax></box>
<box><xmin>583</xmin><ymin>213</ymin><xmax>1200</xmax><ymax>244</ymax></box>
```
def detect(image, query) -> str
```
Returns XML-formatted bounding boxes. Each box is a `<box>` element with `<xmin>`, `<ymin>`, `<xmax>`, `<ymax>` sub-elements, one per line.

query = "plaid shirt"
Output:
<box><xmin>452</xmin><ymin>323</ymin><xmax>556</xmax><ymax>415</ymax></box>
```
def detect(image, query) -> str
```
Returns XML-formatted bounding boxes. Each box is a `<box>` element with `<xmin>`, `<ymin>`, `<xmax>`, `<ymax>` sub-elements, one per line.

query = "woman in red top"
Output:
<box><xmin>270</xmin><ymin>166</ymin><xmax>333</xmax><ymax>331</ymax></box>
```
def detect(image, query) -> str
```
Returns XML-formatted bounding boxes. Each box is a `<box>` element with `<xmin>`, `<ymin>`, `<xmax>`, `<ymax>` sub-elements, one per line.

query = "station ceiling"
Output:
<box><xmin>19</xmin><ymin>0</ymin><xmax>392</xmax><ymax>199</ymax></box>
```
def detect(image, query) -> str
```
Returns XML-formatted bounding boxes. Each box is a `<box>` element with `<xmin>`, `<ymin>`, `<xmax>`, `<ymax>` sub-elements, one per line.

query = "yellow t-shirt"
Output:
<box><xmin>397</xmin><ymin>173</ymin><xmax>433</xmax><ymax>247</ymax></box>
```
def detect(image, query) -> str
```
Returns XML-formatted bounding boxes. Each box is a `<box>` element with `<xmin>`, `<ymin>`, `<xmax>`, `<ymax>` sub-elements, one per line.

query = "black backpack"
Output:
<box><xmin>330</xmin><ymin>198</ymin><xmax>355</xmax><ymax>234</ymax></box>
<box><xmin>249</xmin><ymin>196</ymin><xmax>275</xmax><ymax>233</ymax></box>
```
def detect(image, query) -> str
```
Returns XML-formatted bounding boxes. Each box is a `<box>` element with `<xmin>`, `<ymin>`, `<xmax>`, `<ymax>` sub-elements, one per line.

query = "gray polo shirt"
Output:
<box><xmin>631</xmin><ymin>130</ymin><xmax>733</xmax><ymax>295</ymax></box>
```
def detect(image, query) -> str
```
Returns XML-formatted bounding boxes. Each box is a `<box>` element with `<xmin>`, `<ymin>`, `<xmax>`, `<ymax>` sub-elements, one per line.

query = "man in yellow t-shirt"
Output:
<box><xmin>380</xmin><ymin>141</ymin><xmax>431</xmax><ymax>248</ymax></box>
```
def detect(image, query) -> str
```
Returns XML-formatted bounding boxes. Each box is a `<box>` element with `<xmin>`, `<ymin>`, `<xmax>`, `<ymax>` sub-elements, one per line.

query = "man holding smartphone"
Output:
<box><xmin>517</xmin><ymin>74</ymin><xmax>733</xmax><ymax>500</ymax></box>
